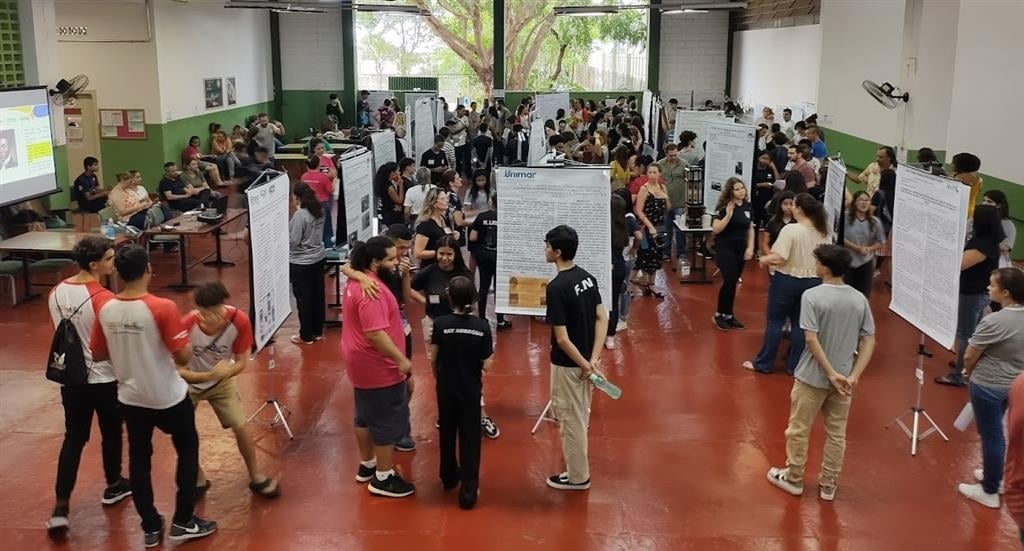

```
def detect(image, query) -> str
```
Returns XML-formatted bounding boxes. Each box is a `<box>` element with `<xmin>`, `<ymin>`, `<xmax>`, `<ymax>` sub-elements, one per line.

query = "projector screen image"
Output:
<box><xmin>0</xmin><ymin>87</ymin><xmax>58</xmax><ymax>207</ymax></box>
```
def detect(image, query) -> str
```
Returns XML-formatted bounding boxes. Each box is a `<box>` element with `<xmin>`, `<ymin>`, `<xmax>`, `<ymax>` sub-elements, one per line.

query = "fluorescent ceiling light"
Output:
<box><xmin>663</xmin><ymin>8</ymin><xmax>708</xmax><ymax>13</ymax></box>
<box><xmin>553</xmin><ymin>6</ymin><xmax>620</xmax><ymax>16</ymax></box>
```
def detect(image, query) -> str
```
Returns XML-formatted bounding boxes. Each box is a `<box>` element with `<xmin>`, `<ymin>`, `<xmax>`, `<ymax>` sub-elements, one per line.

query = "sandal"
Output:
<box><xmin>934</xmin><ymin>374</ymin><xmax>966</xmax><ymax>388</ymax></box>
<box><xmin>249</xmin><ymin>477</ymin><xmax>281</xmax><ymax>499</ymax></box>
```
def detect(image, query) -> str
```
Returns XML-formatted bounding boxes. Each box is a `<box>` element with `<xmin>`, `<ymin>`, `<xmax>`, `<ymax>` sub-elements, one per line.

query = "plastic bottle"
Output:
<box><xmin>589</xmin><ymin>373</ymin><xmax>622</xmax><ymax>400</ymax></box>
<box><xmin>679</xmin><ymin>258</ymin><xmax>691</xmax><ymax>277</ymax></box>
<box><xmin>102</xmin><ymin>219</ymin><xmax>116</xmax><ymax>239</ymax></box>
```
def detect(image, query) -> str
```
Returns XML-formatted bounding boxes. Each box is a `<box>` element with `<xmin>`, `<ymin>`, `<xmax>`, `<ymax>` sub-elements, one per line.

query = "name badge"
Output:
<box><xmin>427</xmin><ymin>160</ymin><xmax>435</xmax><ymax>166</ymax></box>
<box><xmin>428</xmin><ymin>294</ymin><xmax>441</xmax><ymax>304</ymax></box>
<box><xmin>443</xmin><ymin>226</ymin><xmax>453</xmax><ymax>235</ymax></box>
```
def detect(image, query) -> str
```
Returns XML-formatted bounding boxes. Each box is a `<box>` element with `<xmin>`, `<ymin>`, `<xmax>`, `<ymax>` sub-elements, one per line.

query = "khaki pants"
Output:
<box><xmin>784</xmin><ymin>379</ymin><xmax>852</xmax><ymax>488</ymax></box>
<box><xmin>189</xmin><ymin>377</ymin><xmax>245</xmax><ymax>429</ymax></box>
<box><xmin>550</xmin><ymin>364</ymin><xmax>593</xmax><ymax>483</ymax></box>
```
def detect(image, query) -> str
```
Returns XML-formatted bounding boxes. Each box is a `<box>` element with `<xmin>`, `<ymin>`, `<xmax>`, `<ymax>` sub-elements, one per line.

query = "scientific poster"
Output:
<box><xmin>495</xmin><ymin>167</ymin><xmax>611</xmax><ymax>316</ymax></box>
<box><xmin>823</xmin><ymin>158</ymin><xmax>847</xmax><ymax>243</ymax></box>
<box><xmin>369</xmin><ymin>129</ymin><xmax>396</xmax><ymax>174</ymax></box>
<box><xmin>339</xmin><ymin>147</ymin><xmax>376</xmax><ymax>246</ymax></box>
<box><xmin>534</xmin><ymin>92</ymin><xmax>569</xmax><ymax>124</ymax></box>
<box><xmin>704</xmin><ymin>121</ymin><xmax>756</xmax><ymax>209</ymax></box>
<box><xmin>527</xmin><ymin>119</ymin><xmax>547</xmax><ymax>167</ymax></box>
<box><xmin>674</xmin><ymin>109</ymin><xmax>726</xmax><ymax>153</ymax></box>
<box><xmin>245</xmin><ymin>172</ymin><xmax>292</xmax><ymax>352</ymax></box>
<box><xmin>889</xmin><ymin>165</ymin><xmax>969</xmax><ymax>350</ymax></box>
<box><xmin>412</xmin><ymin>98</ymin><xmax>434</xmax><ymax>170</ymax></box>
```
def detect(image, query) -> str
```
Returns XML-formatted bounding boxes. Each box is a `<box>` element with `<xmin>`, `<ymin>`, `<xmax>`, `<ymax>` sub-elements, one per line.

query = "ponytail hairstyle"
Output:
<box><xmin>292</xmin><ymin>182</ymin><xmax>323</xmax><ymax>219</ymax></box>
<box><xmin>795</xmin><ymin>192</ymin><xmax>827</xmax><ymax>236</ymax></box>
<box><xmin>414</xmin><ymin>166</ymin><xmax>432</xmax><ymax>190</ymax></box>
<box><xmin>446</xmin><ymin>275</ymin><xmax>478</xmax><ymax>312</ymax></box>
<box><xmin>349</xmin><ymin>236</ymin><xmax>395</xmax><ymax>272</ymax></box>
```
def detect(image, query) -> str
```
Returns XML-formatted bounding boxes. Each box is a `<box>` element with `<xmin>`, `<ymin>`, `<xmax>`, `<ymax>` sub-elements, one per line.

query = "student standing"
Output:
<box><xmin>633</xmin><ymin>167</ymin><xmax>669</xmax><ymax>297</ymax></box>
<box><xmin>766</xmin><ymin>244</ymin><xmax>876</xmax><ymax>501</ymax></box>
<box><xmin>711</xmin><ymin>178</ymin><xmax>755</xmax><ymax>331</ymax></box>
<box><xmin>544</xmin><ymin>225</ymin><xmax>608</xmax><ymax>491</ymax></box>
<box><xmin>45</xmin><ymin>237</ymin><xmax>131</xmax><ymax>535</ymax></box>
<box><xmin>842</xmin><ymin>191</ymin><xmax>886</xmax><ymax>297</ymax></box>
<box><xmin>288</xmin><ymin>183</ymin><xmax>327</xmax><ymax>345</ymax></box>
<box><xmin>420</xmin><ymin>135</ymin><xmax>450</xmax><ymax>187</ymax></box>
<box><xmin>300</xmin><ymin>156</ymin><xmax>335</xmax><ymax>249</ymax></box>
<box><xmin>90</xmin><ymin>245</ymin><xmax>216</xmax><ymax>548</ymax></box>
<box><xmin>413</xmin><ymin>188</ymin><xmax>455</xmax><ymax>267</ymax></box>
<box><xmin>606</xmin><ymin>193</ymin><xmax>634</xmax><ymax>349</ymax></box>
<box><xmin>468</xmin><ymin>194</ymin><xmax>510</xmax><ymax>329</ymax></box>
<box><xmin>374</xmin><ymin>161</ymin><xmax>404</xmax><ymax>228</ymax></box>
<box><xmin>430</xmin><ymin>276</ymin><xmax>494</xmax><ymax>509</ymax></box>
<box><xmin>1004</xmin><ymin>361</ymin><xmax>1024</xmax><ymax>543</ymax></box>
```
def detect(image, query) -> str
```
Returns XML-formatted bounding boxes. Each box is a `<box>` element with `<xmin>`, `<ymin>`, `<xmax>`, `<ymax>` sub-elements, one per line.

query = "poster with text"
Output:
<box><xmin>674</xmin><ymin>110</ymin><xmax>726</xmax><ymax>152</ymax></box>
<box><xmin>704</xmin><ymin>121</ymin><xmax>756</xmax><ymax>209</ymax></box>
<box><xmin>339</xmin><ymin>148</ymin><xmax>376</xmax><ymax>246</ymax></box>
<box><xmin>527</xmin><ymin>119</ymin><xmax>547</xmax><ymax>167</ymax></box>
<box><xmin>889</xmin><ymin>165</ymin><xmax>969</xmax><ymax>350</ymax></box>
<box><xmin>823</xmin><ymin>158</ymin><xmax>847</xmax><ymax>243</ymax></box>
<box><xmin>495</xmin><ymin>167</ymin><xmax>611</xmax><ymax>316</ymax></box>
<box><xmin>412</xmin><ymin>98</ymin><xmax>434</xmax><ymax>170</ymax></box>
<box><xmin>534</xmin><ymin>92</ymin><xmax>569</xmax><ymax>124</ymax></box>
<box><xmin>370</xmin><ymin>129</ymin><xmax>396</xmax><ymax>175</ymax></box>
<box><xmin>245</xmin><ymin>172</ymin><xmax>292</xmax><ymax>352</ymax></box>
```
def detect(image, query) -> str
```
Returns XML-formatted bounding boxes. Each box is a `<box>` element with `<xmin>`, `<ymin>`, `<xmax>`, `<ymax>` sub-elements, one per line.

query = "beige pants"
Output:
<box><xmin>784</xmin><ymin>379</ymin><xmax>852</xmax><ymax>488</ymax></box>
<box><xmin>550</xmin><ymin>363</ymin><xmax>593</xmax><ymax>483</ymax></box>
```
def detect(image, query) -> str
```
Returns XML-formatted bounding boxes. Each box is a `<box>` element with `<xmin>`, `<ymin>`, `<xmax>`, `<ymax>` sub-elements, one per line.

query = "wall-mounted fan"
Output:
<box><xmin>49</xmin><ymin>74</ymin><xmax>90</xmax><ymax>106</ymax></box>
<box><xmin>862</xmin><ymin>80</ymin><xmax>910</xmax><ymax>110</ymax></box>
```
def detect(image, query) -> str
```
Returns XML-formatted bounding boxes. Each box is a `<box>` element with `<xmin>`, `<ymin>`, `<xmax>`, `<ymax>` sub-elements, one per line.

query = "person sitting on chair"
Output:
<box><xmin>158</xmin><ymin>162</ymin><xmax>207</xmax><ymax>212</ymax></box>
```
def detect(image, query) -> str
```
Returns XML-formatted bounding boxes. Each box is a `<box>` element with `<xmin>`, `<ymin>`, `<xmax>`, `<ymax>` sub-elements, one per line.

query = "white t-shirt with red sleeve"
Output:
<box><xmin>91</xmin><ymin>294</ymin><xmax>190</xmax><ymax>409</ymax></box>
<box><xmin>48</xmin><ymin>279</ymin><xmax>116</xmax><ymax>384</ymax></box>
<box><xmin>341</xmin><ymin>272</ymin><xmax>406</xmax><ymax>389</ymax></box>
<box><xmin>181</xmin><ymin>306</ymin><xmax>254</xmax><ymax>390</ymax></box>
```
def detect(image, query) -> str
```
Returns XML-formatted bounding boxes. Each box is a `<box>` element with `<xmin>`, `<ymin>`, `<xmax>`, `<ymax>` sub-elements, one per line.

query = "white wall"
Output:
<box><xmin>19</xmin><ymin>0</ymin><xmax>64</xmax><ymax>144</ymax></box>
<box><xmin>659</xmin><ymin>12</ymin><xmax>729</xmax><ymax>97</ymax></box>
<box><xmin>279</xmin><ymin>11</ymin><xmax>344</xmax><ymax>90</ymax></box>
<box><xmin>945</xmin><ymin>0</ymin><xmax>1024</xmax><ymax>184</ymax></box>
<box><xmin>816</xmin><ymin>0</ymin><xmax>906</xmax><ymax>146</ymax></box>
<box><xmin>902</xmin><ymin>0</ymin><xmax>958</xmax><ymax>151</ymax></box>
<box><xmin>730</xmin><ymin>25</ymin><xmax>821</xmax><ymax>111</ymax></box>
<box><xmin>152</xmin><ymin>2</ymin><xmax>272</xmax><ymax>122</ymax></box>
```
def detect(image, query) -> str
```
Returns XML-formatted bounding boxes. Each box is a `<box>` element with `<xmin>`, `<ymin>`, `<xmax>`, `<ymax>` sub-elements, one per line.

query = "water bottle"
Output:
<box><xmin>679</xmin><ymin>259</ymin><xmax>691</xmax><ymax>277</ymax></box>
<box><xmin>589</xmin><ymin>373</ymin><xmax>622</xmax><ymax>400</ymax></box>
<box><xmin>101</xmin><ymin>219</ymin><xmax>116</xmax><ymax>239</ymax></box>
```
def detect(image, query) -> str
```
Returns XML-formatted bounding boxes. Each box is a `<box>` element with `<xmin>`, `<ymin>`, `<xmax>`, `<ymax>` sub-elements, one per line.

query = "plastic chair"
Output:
<box><xmin>0</xmin><ymin>259</ymin><xmax>24</xmax><ymax>306</ymax></box>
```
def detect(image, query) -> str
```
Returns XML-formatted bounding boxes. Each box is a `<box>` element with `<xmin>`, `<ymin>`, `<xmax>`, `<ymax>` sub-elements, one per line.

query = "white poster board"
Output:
<box><xmin>411</xmin><ymin>98</ymin><xmax>434</xmax><ymax>169</ymax></box>
<box><xmin>495</xmin><ymin>167</ymin><xmax>612</xmax><ymax>316</ymax></box>
<box><xmin>338</xmin><ymin>147</ymin><xmax>377</xmax><ymax>246</ymax></box>
<box><xmin>435</xmin><ymin>98</ymin><xmax>445</xmax><ymax>133</ymax></box>
<box><xmin>641</xmin><ymin>90</ymin><xmax>653</xmax><ymax>121</ymax></box>
<box><xmin>527</xmin><ymin>119</ymin><xmax>547</xmax><ymax>167</ymax></box>
<box><xmin>369</xmin><ymin>129</ymin><xmax>396</xmax><ymax>174</ymax></box>
<box><xmin>823</xmin><ymin>158</ymin><xmax>847</xmax><ymax>243</ymax></box>
<box><xmin>674</xmin><ymin>110</ymin><xmax>726</xmax><ymax>152</ymax></box>
<box><xmin>704</xmin><ymin>121</ymin><xmax>756</xmax><ymax>209</ymax></box>
<box><xmin>534</xmin><ymin>92</ymin><xmax>569</xmax><ymax>123</ymax></box>
<box><xmin>245</xmin><ymin>172</ymin><xmax>292</xmax><ymax>352</ymax></box>
<box><xmin>366</xmin><ymin>90</ymin><xmax>393</xmax><ymax>112</ymax></box>
<box><xmin>889</xmin><ymin>165</ymin><xmax>970</xmax><ymax>350</ymax></box>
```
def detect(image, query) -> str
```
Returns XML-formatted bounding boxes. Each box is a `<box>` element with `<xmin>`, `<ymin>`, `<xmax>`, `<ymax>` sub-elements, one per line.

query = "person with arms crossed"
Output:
<box><xmin>177</xmin><ymin>282</ymin><xmax>280</xmax><ymax>499</ymax></box>
<box><xmin>72</xmin><ymin>157</ymin><xmax>108</xmax><ymax>213</ymax></box>
<box><xmin>90</xmin><ymin>245</ymin><xmax>216</xmax><ymax>547</ymax></box>
<box><xmin>766</xmin><ymin>244</ymin><xmax>875</xmax><ymax>502</ymax></box>
<box><xmin>45</xmin><ymin>237</ymin><xmax>132</xmax><ymax>535</ymax></box>
<box><xmin>544</xmin><ymin>225</ymin><xmax>609</xmax><ymax>490</ymax></box>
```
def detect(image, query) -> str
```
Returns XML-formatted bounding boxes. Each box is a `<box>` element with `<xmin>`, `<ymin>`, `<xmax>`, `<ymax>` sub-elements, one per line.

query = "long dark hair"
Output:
<box><xmin>611</xmin><ymin>144</ymin><xmax>631</xmax><ymax>168</ymax></box>
<box><xmin>972</xmin><ymin>204</ymin><xmax>1006</xmax><ymax>244</ymax></box>
<box><xmin>374</xmin><ymin>161</ymin><xmax>399</xmax><ymax>199</ymax></box>
<box><xmin>611</xmin><ymin>194</ymin><xmax>629</xmax><ymax>250</ymax></box>
<box><xmin>847</xmin><ymin>190</ymin><xmax>878</xmax><ymax>231</ymax></box>
<box><xmin>350</xmin><ymin>236</ymin><xmax>395</xmax><ymax>271</ymax></box>
<box><xmin>435</xmin><ymin>235</ymin><xmax>469</xmax><ymax>274</ymax></box>
<box><xmin>292</xmin><ymin>182</ymin><xmax>323</xmax><ymax>218</ymax></box>
<box><xmin>769</xmin><ymin>191</ymin><xmax>796</xmax><ymax>225</ymax></box>
<box><xmin>783</xmin><ymin>172</ymin><xmax>807</xmax><ymax>194</ymax></box>
<box><xmin>795</xmin><ymin>192</ymin><xmax>827</xmax><ymax>236</ymax></box>
<box><xmin>983</xmin><ymin>190</ymin><xmax>1010</xmax><ymax>219</ymax></box>
<box><xmin>715</xmin><ymin>177</ymin><xmax>747</xmax><ymax>211</ymax></box>
<box><xmin>469</xmin><ymin>169</ymin><xmax>491</xmax><ymax>204</ymax></box>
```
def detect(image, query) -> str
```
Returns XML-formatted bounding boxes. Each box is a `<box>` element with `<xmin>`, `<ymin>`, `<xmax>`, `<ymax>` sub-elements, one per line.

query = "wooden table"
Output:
<box><xmin>0</xmin><ymin>231</ymin><xmax>129</xmax><ymax>299</ymax></box>
<box><xmin>145</xmin><ymin>209</ymin><xmax>248</xmax><ymax>290</ymax></box>
<box><xmin>673</xmin><ymin>220</ymin><xmax>714</xmax><ymax>285</ymax></box>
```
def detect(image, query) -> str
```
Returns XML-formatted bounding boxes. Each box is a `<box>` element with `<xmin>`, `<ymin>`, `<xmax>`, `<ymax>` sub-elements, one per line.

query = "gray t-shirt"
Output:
<box><xmin>252</xmin><ymin>124</ymin><xmax>277</xmax><ymax>155</ymax></box>
<box><xmin>845</xmin><ymin>216</ymin><xmax>887</xmax><ymax>268</ymax></box>
<box><xmin>795</xmin><ymin>283</ymin><xmax>875</xmax><ymax>389</ymax></box>
<box><xmin>289</xmin><ymin>208</ymin><xmax>326</xmax><ymax>265</ymax></box>
<box><xmin>968</xmin><ymin>307</ymin><xmax>1024</xmax><ymax>389</ymax></box>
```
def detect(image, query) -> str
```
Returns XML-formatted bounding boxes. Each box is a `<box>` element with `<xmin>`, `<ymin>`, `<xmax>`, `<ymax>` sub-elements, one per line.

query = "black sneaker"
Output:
<box><xmin>368</xmin><ymin>472</ymin><xmax>415</xmax><ymax>498</ymax></box>
<box><xmin>356</xmin><ymin>463</ymin><xmax>375</xmax><ymax>483</ymax></box>
<box><xmin>712</xmin><ymin>314</ymin><xmax>731</xmax><ymax>331</ymax></box>
<box><xmin>496</xmin><ymin>319</ymin><xmax>512</xmax><ymax>331</ymax></box>
<box><xmin>459</xmin><ymin>487</ymin><xmax>479</xmax><ymax>510</ymax></box>
<box><xmin>546</xmin><ymin>472</ymin><xmax>591</xmax><ymax>491</ymax></box>
<box><xmin>45</xmin><ymin>505</ymin><xmax>70</xmax><ymax>537</ymax></box>
<box><xmin>101</xmin><ymin>477</ymin><xmax>132</xmax><ymax>505</ymax></box>
<box><xmin>168</xmin><ymin>516</ymin><xmax>217</xmax><ymax>541</ymax></box>
<box><xmin>727</xmin><ymin>317</ymin><xmax>745</xmax><ymax>329</ymax></box>
<box><xmin>481</xmin><ymin>417</ymin><xmax>500</xmax><ymax>439</ymax></box>
<box><xmin>143</xmin><ymin>516</ymin><xmax>164</xmax><ymax>548</ymax></box>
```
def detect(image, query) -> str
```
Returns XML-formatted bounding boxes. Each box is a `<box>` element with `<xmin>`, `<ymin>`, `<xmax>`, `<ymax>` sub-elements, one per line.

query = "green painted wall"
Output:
<box><xmin>49</xmin><ymin>145</ymin><xmax>70</xmax><ymax>210</ymax></box>
<box><xmin>159</xmin><ymin>101</ymin><xmax>274</xmax><ymax>164</ymax></box>
<box><xmin>281</xmin><ymin>90</ymin><xmax>336</xmax><ymax>140</ymax></box>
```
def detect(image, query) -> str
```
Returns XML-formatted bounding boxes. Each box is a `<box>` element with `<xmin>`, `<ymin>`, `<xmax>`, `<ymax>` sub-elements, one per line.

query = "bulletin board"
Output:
<box><xmin>99</xmin><ymin>108</ymin><xmax>147</xmax><ymax>139</ymax></box>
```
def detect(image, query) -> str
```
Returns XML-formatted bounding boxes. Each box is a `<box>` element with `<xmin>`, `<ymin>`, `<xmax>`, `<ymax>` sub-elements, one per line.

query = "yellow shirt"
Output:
<box><xmin>610</xmin><ymin>161</ymin><xmax>629</xmax><ymax>191</ymax></box>
<box><xmin>857</xmin><ymin>162</ymin><xmax>881</xmax><ymax>197</ymax></box>
<box><xmin>958</xmin><ymin>172</ymin><xmax>983</xmax><ymax>218</ymax></box>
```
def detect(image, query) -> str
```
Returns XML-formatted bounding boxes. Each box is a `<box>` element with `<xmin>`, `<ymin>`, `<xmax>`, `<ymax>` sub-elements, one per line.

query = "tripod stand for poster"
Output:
<box><xmin>884</xmin><ymin>334</ymin><xmax>949</xmax><ymax>456</ymax></box>
<box><xmin>531</xmin><ymin>401</ymin><xmax>557</xmax><ymax>434</ymax></box>
<box><xmin>246</xmin><ymin>342</ymin><xmax>294</xmax><ymax>439</ymax></box>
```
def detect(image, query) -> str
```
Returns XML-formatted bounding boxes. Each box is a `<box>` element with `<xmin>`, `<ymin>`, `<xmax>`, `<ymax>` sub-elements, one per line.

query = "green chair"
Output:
<box><xmin>0</xmin><ymin>259</ymin><xmax>24</xmax><ymax>306</ymax></box>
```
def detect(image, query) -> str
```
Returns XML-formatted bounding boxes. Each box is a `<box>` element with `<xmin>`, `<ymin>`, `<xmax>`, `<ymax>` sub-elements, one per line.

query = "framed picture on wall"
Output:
<box><xmin>204</xmin><ymin>78</ymin><xmax>224</xmax><ymax>109</ymax></box>
<box><xmin>227</xmin><ymin>77</ymin><xmax>237</xmax><ymax>106</ymax></box>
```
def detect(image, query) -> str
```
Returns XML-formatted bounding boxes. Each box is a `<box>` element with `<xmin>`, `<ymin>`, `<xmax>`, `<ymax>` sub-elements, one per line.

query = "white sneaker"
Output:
<box><xmin>615</xmin><ymin>320</ymin><xmax>628</xmax><ymax>332</ymax></box>
<box><xmin>957</xmin><ymin>483</ymin><xmax>1000</xmax><ymax>509</ymax></box>
<box><xmin>604</xmin><ymin>336</ymin><xmax>616</xmax><ymax>350</ymax></box>
<box><xmin>973</xmin><ymin>469</ymin><xmax>1005</xmax><ymax>494</ymax></box>
<box><xmin>819</xmin><ymin>484</ymin><xmax>836</xmax><ymax>502</ymax></box>
<box><xmin>766</xmin><ymin>467</ymin><xmax>803</xmax><ymax>496</ymax></box>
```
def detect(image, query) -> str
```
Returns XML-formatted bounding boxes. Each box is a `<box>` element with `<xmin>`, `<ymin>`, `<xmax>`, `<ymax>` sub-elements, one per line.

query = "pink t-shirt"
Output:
<box><xmin>341</xmin><ymin>272</ymin><xmax>406</xmax><ymax>389</ymax></box>
<box><xmin>301</xmin><ymin>169</ymin><xmax>334</xmax><ymax>202</ymax></box>
<box><xmin>318</xmin><ymin>154</ymin><xmax>335</xmax><ymax>175</ymax></box>
<box><xmin>181</xmin><ymin>145</ymin><xmax>201</xmax><ymax>166</ymax></box>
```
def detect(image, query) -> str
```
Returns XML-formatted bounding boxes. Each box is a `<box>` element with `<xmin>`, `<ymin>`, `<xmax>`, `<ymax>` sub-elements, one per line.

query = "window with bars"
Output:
<box><xmin>0</xmin><ymin>0</ymin><xmax>24</xmax><ymax>88</ymax></box>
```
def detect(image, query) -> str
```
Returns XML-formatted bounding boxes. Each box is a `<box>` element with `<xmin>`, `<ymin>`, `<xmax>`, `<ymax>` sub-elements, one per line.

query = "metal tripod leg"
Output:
<box><xmin>531</xmin><ymin>400</ymin><xmax>557</xmax><ymax>434</ymax></box>
<box><xmin>885</xmin><ymin>332</ymin><xmax>950</xmax><ymax>456</ymax></box>
<box><xmin>248</xmin><ymin>399</ymin><xmax>294</xmax><ymax>440</ymax></box>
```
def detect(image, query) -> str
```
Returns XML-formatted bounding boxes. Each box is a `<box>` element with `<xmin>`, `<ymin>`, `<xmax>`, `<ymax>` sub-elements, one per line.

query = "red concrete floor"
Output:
<box><xmin>0</xmin><ymin>237</ymin><xmax>1020</xmax><ymax>550</ymax></box>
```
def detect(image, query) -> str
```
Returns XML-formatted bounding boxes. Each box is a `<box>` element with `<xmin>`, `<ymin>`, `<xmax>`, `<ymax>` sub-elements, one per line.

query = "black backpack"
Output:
<box><xmin>46</xmin><ymin>291</ymin><xmax>101</xmax><ymax>386</ymax></box>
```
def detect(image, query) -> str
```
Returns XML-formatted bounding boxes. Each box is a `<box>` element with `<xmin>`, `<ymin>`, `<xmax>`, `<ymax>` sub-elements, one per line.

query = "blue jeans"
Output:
<box><xmin>665</xmin><ymin>207</ymin><xmax>686</xmax><ymax>259</ymax></box>
<box><xmin>619</xmin><ymin>259</ymin><xmax>634</xmax><ymax>322</ymax></box>
<box><xmin>951</xmin><ymin>293</ymin><xmax>990</xmax><ymax>380</ymax></box>
<box><xmin>970</xmin><ymin>382</ymin><xmax>1009</xmax><ymax>495</ymax></box>
<box><xmin>752</xmin><ymin>272</ymin><xmax>821</xmax><ymax>374</ymax></box>
<box><xmin>322</xmin><ymin>200</ymin><xmax>334</xmax><ymax>249</ymax></box>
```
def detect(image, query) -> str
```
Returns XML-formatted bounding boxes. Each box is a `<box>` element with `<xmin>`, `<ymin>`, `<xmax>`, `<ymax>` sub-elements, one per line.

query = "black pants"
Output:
<box><xmin>121</xmin><ymin>396</ymin><xmax>198</xmax><ymax>532</ymax></box>
<box><xmin>55</xmin><ymin>381</ymin><xmax>123</xmax><ymax>500</ymax></box>
<box><xmin>608</xmin><ymin>260</ymin><xmax>628</xmax><ymax>336</ymax></box>
<box><xmin>474</xmin><ymin>252</ymin><xmax>504</xmax><ymax>323</ymax></box>
<box><xmin>437</xmin><ymin>388</ymin><xmax>481</xmax><ymax>493</ymax></box>
<box><xmin>845</xmin><ymin>261</ymin><xmax>874</xmax><ymax>298</ymax></box>
<box><xmin>714</xmin><ymin>237</ymin><xmax>747</xmax><ymax>316</ymax></box>
<box><xmin>455</xmin><ymin>144</ymin><xmax>471</xmax><ymax>178</ymax></box>
<box><xmin>290</xmin><ymin>260</ymin><xmax>326</xmax><ymax>341</ymax></box>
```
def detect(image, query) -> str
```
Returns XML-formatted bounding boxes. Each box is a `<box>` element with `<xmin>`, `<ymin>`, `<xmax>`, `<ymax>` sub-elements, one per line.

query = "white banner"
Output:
<box><xmin>823</xmin><ymin>158</ymin><xmax>847</xmax><ymax>243</ymax></box>
<box><xmin>674</xmin><ymin>109</ymin><xmax>726</xmax><ymax>152</ymax></box>
<box><xmin>641</xmin><ymin>90</ymin><xmax>653</xmax><ymax>122</ymax></box>
<box><xmin>495</xmin><ymin>167</ymin><xmax>611</xmax><ymax>316</ymax></box>
<box><xmin>412</xmin><ymin>98</ymin><xmax>434</xmax><ymax>170</ymax></box>
<box><xmin>528</xmin><ymin>119</ymin><xmax>547</xmax><ymax>167</ymax></box>
<box><xmin>534</xmin><ymin>92</ymin><xmax>569</xmax><ymax>123</ymax></box>
<box><xmin>704</xmin><ymin>121</ymin><xmax>756</xmax><ymax>209</ymax></box>
<box><xmin>369</xmin><ymin>130</ymin><xmax>396</xmax><ymax>175</ymax></box>
<box><xmin>403</xmin><ymin>92</ymin><xmax>435</xmax><ymax>118</ymax></box>
<box><xmin>435</xmin><ymin>98</ymin><xmax>445</xmax><ymax>134</ymax></box>
<box><xmin>649</xmin><ymin>95</ymin><xmax>661</xmax><ymax>148</ymax></box>
<box><xmin>890</xmin><ymin>165</ymin><xmax>969</xmax><ymax>350</ymax></box>
<box><xmin>245</xmin><ymin>173</ymin><xmax>293</xmax><ymax>352</ymax></box>
<box><xmin>339</xmin><ymin>148</ymin><xmax>377</xmax><ymax>246</ymax></box>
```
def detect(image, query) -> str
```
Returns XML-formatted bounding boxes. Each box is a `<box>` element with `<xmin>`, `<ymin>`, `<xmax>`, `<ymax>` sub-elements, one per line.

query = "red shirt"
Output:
<box><xmin>301</xmin><ymin>169</ymin><xmax>334</xmax><ymax>202</ymax></box>
<box><xmin>1006</xmin><ymin>375</ymin><xmax>1024</xmax><ymax>526</ymax></box>
<box><xmin>628</xmin><ymin>175</ymin><xmax>649</xmax><ymax>196</ymax></box>
<box><xmin>181</xmin><ymin>145</ymin><xmax>201</xmax><ymax>166</ymax></box>
<box><xmin>318</xmin><ymin>154</ymin><xmax>335</xmax><ymax>175</ymax></box>
<box><xmin>341</xmin><ymin>272</ymin><xmax>406</xmax><ymax>389</ymax></box>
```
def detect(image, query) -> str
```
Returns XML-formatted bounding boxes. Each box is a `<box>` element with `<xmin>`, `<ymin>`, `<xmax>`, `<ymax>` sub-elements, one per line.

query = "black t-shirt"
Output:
<box><xmin>546</xmin><ymin>265</ymin><xmax>602</xmax><ymax>367</ymax></box>
<box><xmin>158</xmin><ymin>177</ymin><xmax>187</xmax><ymax>200</ymax></box>
<box><xmin>412</xmin><ymin>264</ymin><xmax>471</xmax><ymax>319</ymax></box>
<box><xmin>415</xmin><ymin>218</ymin><xmax>450</xmax><ymax>266</ymax></box>
<box><xmin>713</xmin><ymin>201</ymin><xmax>753</xmax><ymax>242</ymax></box>
<box><xmin>751</xmin><ymin>167</ymin><xmax>775</xmax><ymax>202</ymax></box>
<box><xmin>420</xmin><ymin>149</ymin><xmax>448</xmax><ymax>185</ymax></box>
<box><xmin>470</xmin><ymin>209</ymin><xmax>498</xmax><ymax>255</ymax></box>
<box><xmin>445</xmin><ymin>192</ymin><xmax>465</xmax><ymax>246</ymax></box>
<box><xmin>764</xmin><ymin>216</ymin><xmax>795</xmax><ymax>245</ymax></box>
<box><xmin>431</xmin><ymin>313</ymin><xmax>493</xmax><ymax>398</ymax></box>
<box><xmin>961</xmin><ymin>237</ymin><xmax>1000</xmax><ymax>295</ymax></box>
<box><xmin>377</xmin><ymin>180</ymin><xmax>400</xmax><ymax>219</ymax></box>
<box><xmin>73</xmin><ymin>172</ymin><xmax>105</xmax><ymax>212</ymax></box>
